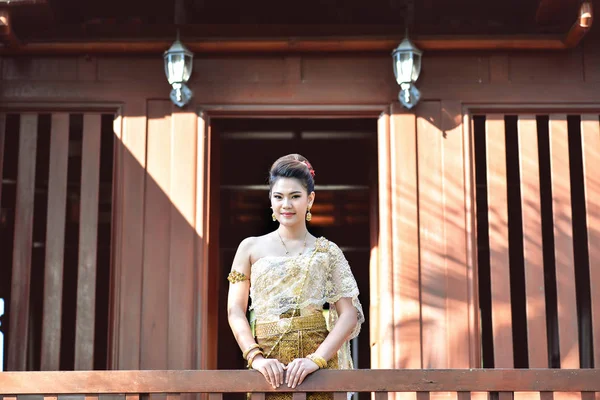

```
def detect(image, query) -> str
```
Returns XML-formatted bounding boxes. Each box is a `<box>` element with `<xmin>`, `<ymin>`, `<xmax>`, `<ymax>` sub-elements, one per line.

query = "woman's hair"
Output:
<box><xmin>268</xmin><ymin>154</ymin><xmax>316</xmax><ymax>194</ymax></box>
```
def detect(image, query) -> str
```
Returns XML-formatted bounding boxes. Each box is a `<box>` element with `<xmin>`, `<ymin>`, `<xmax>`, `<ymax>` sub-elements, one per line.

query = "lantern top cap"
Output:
<box><xmin>392</xmin><ymin>36</ymin><xmax>422</xmax><ymax>56</ymax></box>
<box><xmin>164</xmin><ymin>39</ymin><xmax>193</xmax><ymax>57</ymax></box>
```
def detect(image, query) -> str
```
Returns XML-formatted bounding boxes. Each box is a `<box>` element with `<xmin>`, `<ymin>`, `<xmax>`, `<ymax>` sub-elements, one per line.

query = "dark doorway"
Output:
<box><xmin>212</xmin><ymin>118</ymin><xmax>376</xmax><ymax>380</ymax></box>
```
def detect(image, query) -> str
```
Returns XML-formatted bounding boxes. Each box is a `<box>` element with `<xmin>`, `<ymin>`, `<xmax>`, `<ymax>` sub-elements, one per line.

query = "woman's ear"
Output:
<box><xmin>308</xmin><ymin>191</ymin><xmax>316</xmax><ymax>208</ymax></box>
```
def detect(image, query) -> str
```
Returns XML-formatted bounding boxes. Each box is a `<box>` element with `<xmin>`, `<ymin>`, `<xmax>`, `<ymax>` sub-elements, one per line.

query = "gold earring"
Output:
<box><xmin>272</xmin><ymin>213</ymin><xmax>277</xmax><ymax>221</ymax></box>
<box><xmin>306</xmin><ymin>209</ymin><xmax>312</xmax><ymax>222</ymax></box>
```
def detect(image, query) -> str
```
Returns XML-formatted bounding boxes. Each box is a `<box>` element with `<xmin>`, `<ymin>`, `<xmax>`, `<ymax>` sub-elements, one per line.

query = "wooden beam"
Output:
<box><xmin>0</xmin><ymin>34</ymin><xmax>583</xmax><ymax>55</ymax></box>
<box><xmin>1</xmin><ymin>369</ymin><xmax>600</xmax><ymax>394</ymax></box>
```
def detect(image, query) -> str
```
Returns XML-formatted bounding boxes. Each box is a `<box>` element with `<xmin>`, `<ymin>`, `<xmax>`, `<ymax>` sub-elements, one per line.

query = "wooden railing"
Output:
<box><xmin>1</xmin><ymin>370</ymin><xmax>599</xmax><ymax>400</ymax></box>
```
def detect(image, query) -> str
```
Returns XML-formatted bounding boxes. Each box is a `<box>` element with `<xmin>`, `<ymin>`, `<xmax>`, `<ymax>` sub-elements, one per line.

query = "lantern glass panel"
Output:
<box><xmin>182</xmin><ymin>55</ymin><xmax>193</xmax><ymax>82</ymax></box>
<box><xmin>394</xmin><ymin>52</ymin><xmax>414</xmax><ymax>83</ymax></box>
<box><xmin>411</xmin><ymin>55</ymin><xmax>422</xmax><ymax>81</ymax></box>
<box><xmin>166</xmin><ymin>53</ymin><xmax>186</xmax><ymax>84</ymax></box>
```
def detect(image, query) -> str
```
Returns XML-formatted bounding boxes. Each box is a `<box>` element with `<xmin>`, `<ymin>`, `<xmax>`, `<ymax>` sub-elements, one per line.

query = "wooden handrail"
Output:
<box><xmin>0</xmin><ymin>369</ymin><xmax>599</xmax><ymax>394</ymax></box>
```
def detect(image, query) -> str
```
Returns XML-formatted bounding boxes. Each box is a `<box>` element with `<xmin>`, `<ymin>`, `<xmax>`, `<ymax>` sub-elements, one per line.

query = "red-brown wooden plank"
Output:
<box><xmin>117</xmin><ymin>100</ymin><xmax>147</xmax><ymax>370</ymax></box>
<box><xmin>389</xmin><ymin>103</ymin><xmax>421</xmax><ymax>373</ymax></box>
<box><xmin>293</xmin><ymin>393</ymin><xmax>307</xmax><ymax>400</ymax></box>
<box><xmin>250</xmin><ymin>394</ymin><xmax>265</xmax><ymax>400</ymax></box>
<box><xmin>168</xmin><ymin>110</ymin><xmax>197</xmax><ymax>371</ymax></box>
<box><xmin>417</xmin><ymin>101</ymin><xmax>447</xmax><ymax>369</ymax></box>
<box><xmin>517</xmin><ymin>115</ymin><xmax>548</xmax><ymax>369</ymax></box>
<box><xmin>376</xmin><ymin>109</ymin><xmax>393</xmax><ymax>370</ymax></box>
<box><xmin>195</xmin><ymin>111</ymin><xmax>211</xmax><ymax>369</ymax></box>
<box><xmin>548</xmin><ymin>115</ymin><xmax>579</xmax><ymax>369</ymax></box>
<box><xmin>1</xmin><ymin>369</ymin><xmax>600</xmax><ymax>393</ymax></box>
<box><xmin>109</xmin><ymin>109</ymin><xmax>124</xmax><ymax>370</ymax></box>
<box><xmin>442</xmin><ymin>101</ymin><xmax>470</xmax><ymax>369</ymax></box>
<box><xmin>549</xmin><ymin>115</ymin><xmax>580</xmax><ymax>400</ymax></box>
<box><xmin>40</xmin><ymin>113</ymin><xmax>70</xmax><ymax>371</ymax></box>
<box><xmin>464</xmin><ymin>113</ymin><xmax>481</xmax><ymax>369</ymax></box>
<box><xmin>140</xmin><ymin>100</ymin><xmax>172</xmax><ymax>370</ymax></box>
<box><xmin>8</xmin><ymin>113</ymin><xmax>38</xmax><ymax>371</ymax></box>
<box><xmin>436</xmin><ymin>101</ymin><xmax>467</xmax><ymax>400</ymax></box>
<box><xmin>485</xmin><ymin>114</ymin><xmax>514</xmax><ymax>368</ymax></box>
<box><xmin>580</xmin><ymin>115</ymin><xmax>600</xmax><ymax>371</ymax></box>
<box><xmin>208</xmin><ymin>394</ymin><xmax>222</xmax><ymax>400</ymax></box>
<box><xmin>515</xmin><ymin>115</ymin><xmax>547</xmax><ymax>400</ymax></box>
<box><xmin>332</xmin><ymin>393</ymin><xmax>346</xmax><ymax>400</ymax></box>
<box><xmin>74</xmin><ymin>113</ymin><xmax>102</xmax><ymax>370</ymax></box>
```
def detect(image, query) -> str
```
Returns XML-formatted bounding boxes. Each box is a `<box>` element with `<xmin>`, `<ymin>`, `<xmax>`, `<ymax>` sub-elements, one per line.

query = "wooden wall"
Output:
<box><xmin>1</xmin><ymin>27</ymin><xmax>599</xmax><ymax>372</ymax></box>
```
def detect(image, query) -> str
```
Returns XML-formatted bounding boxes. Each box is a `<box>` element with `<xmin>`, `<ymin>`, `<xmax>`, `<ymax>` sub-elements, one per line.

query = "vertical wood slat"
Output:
<box><xmin>168</xmin><ymin>110</ymin><xmax>197</xmax><ymax>372</ymax></box>
<box><xmin>293</xmin><ymin>393</ymin><xmax>307</xmax><ymax>400</ymax></box>
<box><xmin>117</xmin><ymin>100</ymin><xmax>147</xmax><ymax>370</ymax></box>
<box><xmin>0</xmin><ymin>113</ymin><xmax>5</xmax><ymax>211</ymax></box>
<box><xmin>485</xmin><ymin>114</ymin><xmax>514</xmax><ymax>368</ymax></box>
<box><xmin>580</xmin><ymin>114</ymin><xmax>600</xmax><ymax>371</ymax></box>
<box><xmin>40</xmin><ymin>113</ymin><xmax>70</xmax><ymax>371</ymax></box>
<box><xmin>442</xmin><ymin>101</ymin><xmax>470</xmax><ymax>369</ymax></box>
<box><xmin>109</xmin><ymin>109</ymin><xmax>124</xmax><ymax>370</ymax></box>
<box><xmin>195</xmin><ymin>111</ymin><xmax>210</xmax><ymax>370</ymax></box>
<box><xmin>251</xmin><ymin>393</ymin><xmax>266</xmax><ymax>400</ymax></box>
<box><xmin>548</xmin><ymin>115</ymin><xmax>579</xmax><ymax>369</ymax></box>
<box><xmin>74</xmin><ymin>113</ymin><xmax>102</xmax><ymax>370</ymax></box>
<box><xmin>333</xmin><ymin>393</ymin><xmax>346</xmax><ymax>400</ymax></box>
<box><xmin>8</xmin><ymin>113</ymin><xmax>38</xmax><ymax>371</ymax></box>
<box><xmin>549</xmin><ymin>115</ymin><xmax>580</xmax><ymax>400</ymax></box>
<box><xmin>389</xmin><ymin>103</ymin><xmax>421</xmax><ymax>372</ymax></box>
<box><xmin>208</xmin><ymin>394</ymin><xmax>222</xmax><ymax>400</ymax></box>
<box><xmin>376</xmin><ymin>109</ymin><xmax>393</xmax><ymax>370</ymax></box>
<box><xmin>517</xmin><ymin>115</ymin><xmax>549</xmax><ymax>369</ymax></box>
<box><xmin>464</xmin><ymin>113</ymin><xmax>481</xmax><ymax>369</ymax></box>
<box><xmin>514</xmin><ymin>115</ymin><xmax>547</xmax><ymax>400</ymax></box>
<box><xmin>140</xmin><ymin>101</ymin><xmax>172</xmax><ymax>370</ymax></box>
<box><xmin>417</xmin><ymin>101</ymin><xmax>447</xmax><ymax>369</ymax></box>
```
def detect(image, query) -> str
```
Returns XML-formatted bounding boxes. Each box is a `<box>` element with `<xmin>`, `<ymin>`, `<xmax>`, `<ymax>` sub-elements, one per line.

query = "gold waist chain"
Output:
<box><xmin>255</xmin><ymin>312</ymin><xmax>327</xmax><ymax>337</ymax></box>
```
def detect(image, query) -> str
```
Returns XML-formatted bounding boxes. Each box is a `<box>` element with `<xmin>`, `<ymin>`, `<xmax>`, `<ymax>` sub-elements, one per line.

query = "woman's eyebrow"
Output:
<box><xmin>273</xmin><ymin>191</ymin><xmax>302</xmax><ymax>195</ymax></box>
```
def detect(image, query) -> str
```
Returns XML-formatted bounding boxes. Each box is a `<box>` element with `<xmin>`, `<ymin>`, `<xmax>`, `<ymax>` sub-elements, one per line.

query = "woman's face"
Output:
<box><xmin>270</xmin><ymin>177</ymin><xmax>315</xmax><ymax>227</ymax></box>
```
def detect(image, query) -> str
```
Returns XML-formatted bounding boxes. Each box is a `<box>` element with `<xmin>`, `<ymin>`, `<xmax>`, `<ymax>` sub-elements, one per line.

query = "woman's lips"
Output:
<box><xmin>280</xmin><ymin>213</ymin><xmax>294</xmax><ymax>217</ymax></box>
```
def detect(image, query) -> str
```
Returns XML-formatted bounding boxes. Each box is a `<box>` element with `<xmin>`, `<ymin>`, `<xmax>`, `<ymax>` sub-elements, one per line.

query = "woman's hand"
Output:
<box><xmin>285</xmin><ymin>358</ymin><xmax>319</xmax><ymax>388</ymax></box>
<box><xmin>251</xmin><ymin>356</ymin><xmax>286</xmax><ymax>389</ymax></box>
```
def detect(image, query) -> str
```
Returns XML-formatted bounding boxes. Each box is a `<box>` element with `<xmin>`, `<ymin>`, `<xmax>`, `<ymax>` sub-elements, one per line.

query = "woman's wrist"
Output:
<box><xmin>306</xmin><ymin>353</ymin><xmax>327</xmax><ymax>369</ymax></box>
<box><xmin>247</xmin><ymin>350</ymin><xmax>264</xmax><ymax>369</ymax></box>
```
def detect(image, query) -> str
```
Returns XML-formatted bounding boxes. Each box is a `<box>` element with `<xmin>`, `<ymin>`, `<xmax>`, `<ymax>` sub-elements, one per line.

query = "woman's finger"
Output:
<box><xmin>259</xmin><ymin>366</ymin><xmax>271</xmax><ymax>386</ymax></box>
<box><xmin>291</xmin><ymin>366</ymin><xmax>304</xmax><ymax>388</ymax></box>
<box><xmin>266</xmin><ymin>363</ymin><xmax>277</xmax><ymax>388</ymax></box>
<box><xmin>286</xmin><ymin>361</ymin><xmax>299</xmax><ymax>386</ymax></box>
<box><xmin>276</xmin><ymin>362</ymin><xmax>285</xmax><ymax>387</ymax></box>
<box><xmin>270</xmin><ymin>362</ymin><xmax>282</xmax><ymax>387</ymax></box>
<box><xmin>297</xmin><ymin>368</ymin><xmax>309</xmax><ymax>385</ymax></box>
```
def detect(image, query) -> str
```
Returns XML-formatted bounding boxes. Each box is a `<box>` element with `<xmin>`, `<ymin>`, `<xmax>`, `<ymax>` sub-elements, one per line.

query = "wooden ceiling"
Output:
<box><xmin>0</xmin><ymin>0</ymin><xmax>591</xmax><ymax>53</ymax></box>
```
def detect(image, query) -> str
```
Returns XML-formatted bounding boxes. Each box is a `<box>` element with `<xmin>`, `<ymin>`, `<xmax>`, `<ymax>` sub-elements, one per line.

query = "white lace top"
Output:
<box><xmin>248</xmin><ymin>237</ymin><xmax>364</xmax><ymax>367</ymax></box>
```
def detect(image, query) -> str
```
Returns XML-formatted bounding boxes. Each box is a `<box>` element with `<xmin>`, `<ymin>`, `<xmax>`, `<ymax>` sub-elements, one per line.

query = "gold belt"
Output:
<box><xmin>255</xmin><ymin>313</ymin><xmax>327</xmax><ymax>337</ymax></box>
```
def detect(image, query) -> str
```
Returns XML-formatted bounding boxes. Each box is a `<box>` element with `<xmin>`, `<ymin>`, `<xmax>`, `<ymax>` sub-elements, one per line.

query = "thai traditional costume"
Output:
<box><xmin>248</xmin><ymin>237</ymin><xmax>364</xmax><ymax>400</ymax></box>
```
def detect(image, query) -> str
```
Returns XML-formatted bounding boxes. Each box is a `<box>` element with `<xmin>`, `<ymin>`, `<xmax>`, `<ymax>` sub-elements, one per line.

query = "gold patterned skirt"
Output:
<box><xmin>255</xmin><ymin>312</ymin><xmax>338</xmax><ymax>400</ymax></box>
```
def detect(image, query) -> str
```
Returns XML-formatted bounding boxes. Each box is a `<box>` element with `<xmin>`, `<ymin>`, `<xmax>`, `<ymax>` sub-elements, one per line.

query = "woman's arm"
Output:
<box><xmin>227</xmin><ymin>237</ymin><xmax>285</xmax><ymax>389</ymax></box>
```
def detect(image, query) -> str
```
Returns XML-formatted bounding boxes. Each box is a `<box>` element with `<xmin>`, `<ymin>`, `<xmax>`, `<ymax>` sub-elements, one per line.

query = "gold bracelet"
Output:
<box><xmin>306</xmin><ymin>353</ymin><xmax>327</xmax><ymax>369</ymax></box>
<box><xmin>247</xmin><ymin>350</ymin><xmax>264</xmax><ymax>369</ymax></box>
<box><xmin>242</xmin><ymin>343</ymin><xmax>261</xmax><ymax>360</ymax></box>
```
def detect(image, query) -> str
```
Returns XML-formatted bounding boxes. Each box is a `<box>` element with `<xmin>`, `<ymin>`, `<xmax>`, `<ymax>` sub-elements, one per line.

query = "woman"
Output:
<box><xmin>227</xmin><ymin>154</ymin><xmax>364</xmax><ymax>399</ymax></box>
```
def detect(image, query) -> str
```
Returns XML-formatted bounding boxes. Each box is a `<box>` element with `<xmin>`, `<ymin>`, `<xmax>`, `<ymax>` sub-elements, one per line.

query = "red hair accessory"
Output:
<box><xmin>301</xmin><ymin>160</ymin><xmax>316</xmax><ymax>178</ymax></box>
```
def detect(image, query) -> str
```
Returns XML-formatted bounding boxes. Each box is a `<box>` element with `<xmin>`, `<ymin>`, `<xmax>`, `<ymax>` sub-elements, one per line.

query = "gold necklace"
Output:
<box><xmin>276</xmin><ymin>230</ymin><xmax>308</xmax><ymax>255</ymax></box>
